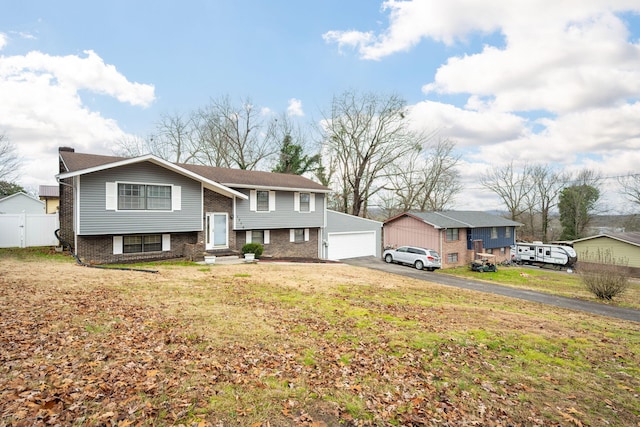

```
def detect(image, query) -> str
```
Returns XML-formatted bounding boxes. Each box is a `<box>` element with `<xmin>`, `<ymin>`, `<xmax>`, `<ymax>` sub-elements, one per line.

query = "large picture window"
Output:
<box><xmin>118</xmin><ymin>184</ymin><xmax>171</xmax><ymax>210</ymax></box>
<box><xmin>123</xmin><ymin>235</ymin><xmax>162</xmax><ymax>253</ymax></box>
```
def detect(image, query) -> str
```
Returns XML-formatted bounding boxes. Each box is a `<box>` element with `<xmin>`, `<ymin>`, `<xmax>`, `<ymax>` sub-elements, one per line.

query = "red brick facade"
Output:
<box><xmin>236</xmin><ymin>228</ymin><xmax>319</xmax><ymax>259</ymax></box>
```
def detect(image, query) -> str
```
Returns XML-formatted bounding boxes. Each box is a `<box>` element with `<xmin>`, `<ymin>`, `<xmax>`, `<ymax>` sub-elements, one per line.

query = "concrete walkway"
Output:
<box><xmin>342</xmin><ymin>257</ymin><xmax>640</xmax><ymax>323</ymax></box>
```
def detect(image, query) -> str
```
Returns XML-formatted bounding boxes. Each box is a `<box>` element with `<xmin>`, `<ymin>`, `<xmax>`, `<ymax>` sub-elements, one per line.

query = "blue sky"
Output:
<box><xmin>1</xmin><ymin>1</ymin><xmax>640</xmax><ymax>213</ymax></box>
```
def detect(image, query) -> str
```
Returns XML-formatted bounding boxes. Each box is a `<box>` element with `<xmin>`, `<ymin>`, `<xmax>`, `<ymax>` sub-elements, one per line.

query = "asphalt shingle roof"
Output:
<box><xmin>59</xmin><ymin>151</ymin><xmax>330</xmax><ymax>192</ymax></box>
<box><xmin>392</xmin><ymin>210</ymin><xmax>522</xmax><ymax>228</ymax></box>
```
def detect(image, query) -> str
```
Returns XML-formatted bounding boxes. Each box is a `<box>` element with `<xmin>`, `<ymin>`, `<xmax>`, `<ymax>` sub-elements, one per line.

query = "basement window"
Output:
<box><xmin>123</xmin><ymin>235</ymin><xmax>163</xmax><ymax>253</ymax></box>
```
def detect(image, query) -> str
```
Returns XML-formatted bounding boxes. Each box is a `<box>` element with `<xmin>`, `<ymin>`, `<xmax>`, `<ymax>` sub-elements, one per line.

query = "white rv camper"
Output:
<box><xmin>511</xmin><ymin>242</ymin><xmax>577</xmax><ymax>268</ymax></box>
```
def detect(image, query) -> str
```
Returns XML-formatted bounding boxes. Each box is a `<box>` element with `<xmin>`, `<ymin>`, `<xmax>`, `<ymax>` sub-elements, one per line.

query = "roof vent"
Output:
<box><xmin>59</xmin><ymin>147</ymin><xmax>75</xmax><ymax>153</ymax></box>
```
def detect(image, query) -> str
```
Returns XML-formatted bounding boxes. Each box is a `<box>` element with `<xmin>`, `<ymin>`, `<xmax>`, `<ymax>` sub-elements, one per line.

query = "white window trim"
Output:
<box><xmin>290</xmin><ymin>228</ymin><xmax>310</xmax><ymax>243</ymax></box>
<box><xmin>250</xmin><ymin>189</ymin><xmax>276</xmax><ymax>212</ymax></box>
<box><xmin>106</xmin><ymin>181</ymin><xmax>181</xmax><ymax>212</ymax></box>
<box><xmin>113</xmin><ymin>234</ymin><xmax>170</xmax><ymax>254</ymax></box>
<box><xmin>294</xmin><ymin>192</ymin><xmax>315</xmax><ymax>213</ymax></box>
<box><xmin>247</xmin><ymin>230</ymin><xmax>268</xmax><ymax>245</ymax></box>
<box><xmin>113</xmin><ymin>236</ymin><xmax>123</xmax><ymax>254</ymax></box>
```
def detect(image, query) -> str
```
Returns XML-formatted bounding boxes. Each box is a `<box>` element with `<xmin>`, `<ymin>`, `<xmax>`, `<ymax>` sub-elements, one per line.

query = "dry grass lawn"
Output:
<box><xmin>1</xmin><ymin>249</ymin><xmax>639</xmax><ymax>426</ymax></box>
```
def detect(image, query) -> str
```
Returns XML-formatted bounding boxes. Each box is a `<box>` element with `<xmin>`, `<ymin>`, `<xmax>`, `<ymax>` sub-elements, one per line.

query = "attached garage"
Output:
<box><xmin>323</xmin><ymin>210</ymin><xmax>382</xmax><ymax>260</ymax></box>
<box><xmin>327</xmin><ymin>231</ymin><xmax>377</xmax><ymax>260</ymax></box>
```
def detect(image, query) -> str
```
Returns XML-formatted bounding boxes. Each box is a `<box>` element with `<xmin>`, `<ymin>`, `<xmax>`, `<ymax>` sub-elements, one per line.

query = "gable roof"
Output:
<box><xmin>0</xmin><ymin>191</ymin><xmax>43</xmax><ymax>204</ymax></box>
<box><xmin>572</xmin><ymin>232</ymin><xmax>640</xmax><ymax>248</ymax></box>
<box><xmin>58</xmin><ymin>150</ymin><xmax>330</xmax><ymax>195</ymax></box>
<box><xmin>58</xmin><ymin>152</ymin><xmax>247</xmax><ymax>199</ymax></box>
<box><xmin>0</xmin><ymin>192</ymin><xmax>45</xmax><ymax>214</ymax></box>
<box><xmin>179</xmin><ymin>163</ymin><xmax>330</xmax><ymax>192</ymax></box>
<box><xmin>385</xmin><ymin>210</ymin><xmax>522</xmax><ymax>229</ymax></box>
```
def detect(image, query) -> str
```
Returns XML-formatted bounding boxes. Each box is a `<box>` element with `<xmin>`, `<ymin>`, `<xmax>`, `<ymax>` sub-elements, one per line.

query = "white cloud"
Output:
<box><xmin>408</xmin><ymin>100</ymin><xmax>526</xmax><ymax>147</ymax></box>
<box><xmin>0</xmin><ymin>32</ymin><xmax>7</xmax><ymax>50</ymax></box>
<box><xmin>424</xmin><ymin>11</ymin><xmax>640</xmax><ymax>114</ymax></box>
<box><xmin>322</xmin><ymin>30</ymin><xmax>375</xmax><ymax>56</ymax></box>
<box><xmin>0</xmin><ymin>49</ymin><xmax>155</xmax><ymax>190</ymax></box>
<box><xmin>326</xmin><ymin>1</ymin><xmax>640</xmax><ymax>213</ymax></box>
<box><xmin>287</xmin><ymin>98</ymin><xmax>304</xmax><ymax>117</ymax></box>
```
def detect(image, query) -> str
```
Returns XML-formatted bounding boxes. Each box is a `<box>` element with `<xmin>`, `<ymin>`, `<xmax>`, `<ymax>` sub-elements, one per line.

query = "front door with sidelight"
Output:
<box><xmin>206</xmin><ymin>213</ymin><xmax>228</xmax><ymax>250</ymax></box>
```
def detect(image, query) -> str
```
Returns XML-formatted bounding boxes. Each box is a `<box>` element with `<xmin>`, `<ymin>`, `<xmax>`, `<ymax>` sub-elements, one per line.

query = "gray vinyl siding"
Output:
<box><xmin>77</xmin><ymin>162</ymin><xmax>202</xmax><ymax>235</ymax></box>
<box><xmin>324</xmin><ymin>210</ymin><xmax>382</xmax><ymax>258</ymax></box>
<box><xmin>234</xmin><ymin>189</ymin><xmax>325</xmax><ymax>230</ymax></box>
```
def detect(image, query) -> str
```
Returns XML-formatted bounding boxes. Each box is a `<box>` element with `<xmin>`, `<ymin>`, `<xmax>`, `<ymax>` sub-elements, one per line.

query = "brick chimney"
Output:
<box><xmin>58</xmin><ymin>147</ymin><xmax>75</xmax><ymax>246</ymax></box>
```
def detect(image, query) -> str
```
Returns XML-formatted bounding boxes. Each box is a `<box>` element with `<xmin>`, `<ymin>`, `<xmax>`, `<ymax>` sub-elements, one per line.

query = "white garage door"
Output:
<box><xmin>327</xmin><ymin>231</ymin><xmax>376</xmax><ymax>260</ymax></box>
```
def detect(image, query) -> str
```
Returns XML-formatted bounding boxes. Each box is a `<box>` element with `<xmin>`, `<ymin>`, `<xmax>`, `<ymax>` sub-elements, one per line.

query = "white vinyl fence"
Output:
<box><xmin>0</xmin><ymin>213</ymin><xmax>60</xmax><ymax>248</ymax></box>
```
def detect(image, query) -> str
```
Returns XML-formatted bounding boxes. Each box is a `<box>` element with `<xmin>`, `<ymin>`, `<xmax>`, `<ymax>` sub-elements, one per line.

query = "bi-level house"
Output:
<box><xmin>383</xmin><ymin>211</ymin><xmax>522</xmax><ymax>268</ymax></box>
<box><xmin>57</xmin><ymin>147</ymin><xmax>331</xmax><ymax>264</ymax></box>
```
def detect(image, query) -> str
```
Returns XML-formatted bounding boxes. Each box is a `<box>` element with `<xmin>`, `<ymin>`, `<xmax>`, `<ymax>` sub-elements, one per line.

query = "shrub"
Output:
<box><xmin>241</xmin><ymin>243</ymin><xmax>263</xmax><ymax>258</ymax></box>
<box><xmin>578</xmin><ymin>248</ymin><xmax>630</xmax><ymax>300</ymax></box>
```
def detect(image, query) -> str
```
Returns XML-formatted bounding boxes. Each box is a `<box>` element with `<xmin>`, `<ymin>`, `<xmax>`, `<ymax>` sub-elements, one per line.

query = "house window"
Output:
<box><xmin>251</xmin><ymin>230</ymin><xmax>264</xmax><ymax>244</ymax></box>
<box><xmin>447</xmin><ymin>253</ymin><xmax>459</xmax><ymax>263</ymax></box>
<box><xmin>491</xmin><ymin>227</ymin><xmax>498</xmax><ymax>239</ymax></box>
<box><xmin>500</xmin><ymin>247</ymin><xmax>505</xmax><ymax>254</ymax></box>
<box><xmin>123</xmin><ymin>235</ymin><xmax>162</xmax><ymax>253</ymax></box>
<box><xmin>486</xmin><ymin>248</ymin><xmax>493</xmax><ymax>254</ymax></box>
<box><xmin>118</xmin><ymin>184</ymin><xmax>171</xmax><ymax>210</ymax></box>
<box><xmin>290</xmin><ymin>228</ymin><xmax>309</xmax><ymax>243</ymax></box>
<box><xmin>299</xmin><ymin>193</ymin><xmax>310</xmax><ymax>212</ymax></box>
<box><xmin>256</xmin><ymin>191</ymin><xmax>269</xmax><ymax>212</ymax></box>
<box><xmin>446</xmin><ymin>228</ymin><xmax>459</xmax><ymax>242</ymax></box>
<box><xmin>505</xmin><ymin>227</ymin><xmax>511</xmax><ymax>238</ymax></box>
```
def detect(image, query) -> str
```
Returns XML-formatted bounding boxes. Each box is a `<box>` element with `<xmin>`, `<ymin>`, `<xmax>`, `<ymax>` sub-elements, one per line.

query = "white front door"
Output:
<box><xmin>206</xmin><ymin>213</ymin><xmax>228</xmax><ymax>250</ymax></box>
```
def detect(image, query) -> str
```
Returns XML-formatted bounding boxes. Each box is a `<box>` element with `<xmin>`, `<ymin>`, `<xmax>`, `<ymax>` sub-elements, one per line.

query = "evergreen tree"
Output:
<box><xmin>0</xmin><ymin>181</ymin><xmax>25</xmax><ymax>198</ymax></box>
<box><xmin>272</xmin><ymin>135</ymin><xmax>320</xmax><ymax>175</ymax></box>
<box><xmin>558</xmin><ymin>184</ymin><xmax>600</xmax><ymax>240</ymax></box>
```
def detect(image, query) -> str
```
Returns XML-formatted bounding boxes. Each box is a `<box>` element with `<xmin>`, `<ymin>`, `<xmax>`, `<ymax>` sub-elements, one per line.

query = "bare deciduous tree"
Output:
<box><xmin>113</xmin><ymin>113</ymin><xmax>201</xmax><ymax>164</ymax></box>
<box><xmin>152</xmin><ymin>113</ymin><xmax>200</xmax><ymax>164</ymax></box>
<box><xmin>480</xmin><ymin>161</ymin><xmax>532</xmax><ymax>221</ymax></box>
<box><xmin>618</xmin><ymin>173</ymin><xmax>640</xmax><ymax>206</ymax></box>
<box><xmin>113</xmin><ymin>135</ymin><xmax>149</xmax><ymax>158</ymax></box>
<box><xmin>320</xmin><ymin>90</ymin><xmax>426</xmax><ymax>217</ymax></box>
<box><xmin>198</xmin><ymin>96</ymin><xmax>277</xmax><ymax>170</ymax></box>
<box><xmin>382</xmin><ymin>138</ymin><xmax>460</xmax><ymax>214</ymax></box>
<box><xmin>0</xmin><ymin>133</ymin><xmax>21</xmax><ymax>181</ymax></box>
<box><xmin>532</xmin><ymin>165</ymin><xmax>568</xmax><ymax>241</ymax></box>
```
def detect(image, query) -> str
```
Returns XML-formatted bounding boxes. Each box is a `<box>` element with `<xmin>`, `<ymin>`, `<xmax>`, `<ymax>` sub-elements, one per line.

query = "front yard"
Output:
<box><xmin>440</xmin><ymin>264</ymin><xmax>640</xmax><ymax>310</ymax></box>
<box><xmin>1</xmin><ymin>249</ymin><xmax>638</xmax><ymax>426</ymax></box>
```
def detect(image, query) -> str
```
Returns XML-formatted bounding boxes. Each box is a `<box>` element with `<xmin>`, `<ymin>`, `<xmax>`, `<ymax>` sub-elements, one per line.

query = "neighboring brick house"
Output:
<box><xmin>383</xmin><ymin>211</ymin><xmax>522</xmax><ymax>268</ymax></box>
<box><xmin>56</xmin><ymin>147</ymin><xmax>331</xmax><ymax>264</ymax></box>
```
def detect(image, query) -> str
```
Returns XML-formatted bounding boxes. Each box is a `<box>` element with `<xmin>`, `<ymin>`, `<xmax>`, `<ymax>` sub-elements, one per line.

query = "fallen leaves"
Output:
<box><xmin>1</xmin><ymin>256</ymin><xmax>639</xmax><ymax>426</ymax></box>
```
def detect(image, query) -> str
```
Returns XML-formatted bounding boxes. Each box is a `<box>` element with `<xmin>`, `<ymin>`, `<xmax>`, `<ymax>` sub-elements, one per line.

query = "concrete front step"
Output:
<box><xmin>201</xmin><ymin>254</ymin><xmax>254</xmax><ymax>265</ymax></box>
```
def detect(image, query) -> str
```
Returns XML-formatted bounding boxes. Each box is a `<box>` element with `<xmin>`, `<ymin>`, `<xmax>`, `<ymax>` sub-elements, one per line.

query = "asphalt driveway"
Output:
<box><xmin>342</xmin><ymin>256</ymin><xmax>640</xmax><ymax>323</ymax></box>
